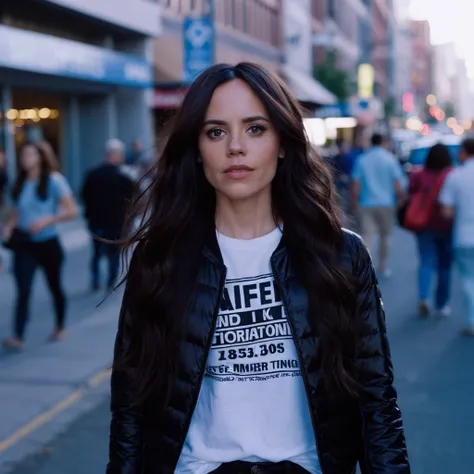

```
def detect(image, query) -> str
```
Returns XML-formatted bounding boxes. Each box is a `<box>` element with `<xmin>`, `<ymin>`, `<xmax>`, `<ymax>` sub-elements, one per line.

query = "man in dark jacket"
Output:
<box><xmin>81</xmin><ymin>139</ymin><xmax>136</xmax><ymax>292</ymax></box>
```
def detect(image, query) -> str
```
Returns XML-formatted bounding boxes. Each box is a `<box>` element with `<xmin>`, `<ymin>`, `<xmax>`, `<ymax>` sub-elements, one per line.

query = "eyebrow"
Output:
<box><xmin>203</xmin><ymin>115</ymin><xmax>271</xmax><ymax>126</ymax></box>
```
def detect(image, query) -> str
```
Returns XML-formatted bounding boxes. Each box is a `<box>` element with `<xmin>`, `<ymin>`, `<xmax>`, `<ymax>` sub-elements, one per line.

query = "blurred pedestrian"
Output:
<box><xmin>341</xmin><ymin>133</ymin><xmax>365</xmax><ymax>181</ymax></box>
<box><xmin>408</xmin><ymin>144</ymin><xmax>453</xmax><ymax>317</ymax></box>
<box><xmin>81</xmin><ymin>139</ymin><xmax>136</xmax><ymax>293</ymax></box>
<box><xmin>2</xmin><ymin>141</ymin><xmax>78</xmax><ymax>350</ymax></box>
<box><xmin>440</xmin><ymin>137</ymin><xmax>474</xmax><ymax>336</ymax></box>
<box><xmin>351</xmin><ymin>133</ymin><xmax>405</xmax><ymax>277</ymax></box>
<box><xmin>107</xmin><ymin>63</ymin><xmax>409</xmax><ymax>474</ymax></box>
<box><xmin>330</xmin><ymin>138</ymin><xmax>351</xmax><ymax>225</ymax></box>
<box><xmin>0</xmin><ymin>150</ymin><xmax>8</xmax><ymax>272</ymax></box>
<box><xmin>126</xmin><ymin>139</ymin><xmax>143</xmax><ymax>166</ymax></box>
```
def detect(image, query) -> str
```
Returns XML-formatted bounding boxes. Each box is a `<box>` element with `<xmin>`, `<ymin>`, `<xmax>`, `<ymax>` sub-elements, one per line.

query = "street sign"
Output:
<box><xmin>183</xmin><ymin>16</ymin><xmax>214</xmax><ymax>83</ymax></box>
<box><xmin>315</xmin><ymin>102</ymin><xmax>350</xmax><ymax>118</ymax></box>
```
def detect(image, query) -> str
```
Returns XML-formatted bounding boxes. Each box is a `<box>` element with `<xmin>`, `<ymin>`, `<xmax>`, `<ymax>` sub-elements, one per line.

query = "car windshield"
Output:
<box><xmin>409</xmin><ymin>144</ymin><xmax>460</xmax><ymax>166</ymax></box>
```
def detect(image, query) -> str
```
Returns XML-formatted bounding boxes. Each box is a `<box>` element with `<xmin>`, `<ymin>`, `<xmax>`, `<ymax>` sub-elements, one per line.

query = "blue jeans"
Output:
<box><xmin>416</xmin><ymin>231</ymin><xmax>453</xmax><ymax>309</ymax></box>
<box><xmin>455</xmin><ymin>248</ymin><xmax>474</xmax><ymax>327</ymax></box>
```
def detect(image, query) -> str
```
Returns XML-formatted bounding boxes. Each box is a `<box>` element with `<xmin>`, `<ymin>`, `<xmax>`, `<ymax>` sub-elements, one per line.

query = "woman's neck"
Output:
<box><xmin>26</xmin><ymin>168</ymin><xmax>40</xmax><ymax>180</ymax></box>
<box><xmin>215</xmin><ymin>191</ymin><xmax>277</xmax><ymax>240</ymax></box>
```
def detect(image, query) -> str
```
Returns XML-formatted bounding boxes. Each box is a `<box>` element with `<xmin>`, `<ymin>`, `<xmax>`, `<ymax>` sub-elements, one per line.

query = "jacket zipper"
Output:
<box><xmin>175</xmin><ymin>267</ymin><xmax>227</xmax><ymax>463</ymax></box>
<box><xmin>271</xmin><ymin>262</ymin><xmax>325</xmax><ymax>474</ymax></box>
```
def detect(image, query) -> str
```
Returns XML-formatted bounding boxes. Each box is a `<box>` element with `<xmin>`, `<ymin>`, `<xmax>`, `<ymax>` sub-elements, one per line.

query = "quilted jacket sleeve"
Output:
<box><xmin>352</xmin><ymin>235</ymin><xmax>410</xmax><ymax>474</ymax></box>
<box><xmin>107</xmin><ymin>278</ymin><xmax>143</xmax><ymax>474</ymax></box>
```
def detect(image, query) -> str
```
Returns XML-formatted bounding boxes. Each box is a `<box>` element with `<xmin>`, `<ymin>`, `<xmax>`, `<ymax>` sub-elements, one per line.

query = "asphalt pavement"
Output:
<box><xmin>1</xmin><ymin>225</ymin><xmax>473</xmax><ymax>474</ymax></box>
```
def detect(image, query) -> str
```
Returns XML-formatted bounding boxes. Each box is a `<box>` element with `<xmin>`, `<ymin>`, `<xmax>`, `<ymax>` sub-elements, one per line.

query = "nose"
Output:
<box><xmin>227</xmin><ymin>132</ymin><xmax>246</xmax><ymax>157</ymax></box>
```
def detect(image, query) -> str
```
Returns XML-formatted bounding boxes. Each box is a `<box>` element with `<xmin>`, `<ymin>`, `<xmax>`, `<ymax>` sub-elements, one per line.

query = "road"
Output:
<box><xmin>1</xmin><ymin>227</ymin><xmax>474</xmax><ymax>474</ymax></box>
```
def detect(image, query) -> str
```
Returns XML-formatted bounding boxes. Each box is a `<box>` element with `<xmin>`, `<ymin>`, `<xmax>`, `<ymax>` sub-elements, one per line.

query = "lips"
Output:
<box><xmin>224</xmin><ymin>165</ymin><xmax>254</xmax><ymax>173</ymax></box>
<box><xmin>223</xmin><ymin>165</ymin><xmax>254</xmax><ymax>180</ymax></box>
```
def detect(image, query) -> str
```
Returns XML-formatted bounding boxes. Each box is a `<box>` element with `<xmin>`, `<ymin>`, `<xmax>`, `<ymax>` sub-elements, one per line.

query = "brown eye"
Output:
<box><xmin>248</xmin><ymin>125</ymin><xmax>265</xmax><ymax>135</ymax></box>
<box><xmin>207</xmin><ymin>128</ymin><xmax>225</xmax><ymax>138</ymax></box>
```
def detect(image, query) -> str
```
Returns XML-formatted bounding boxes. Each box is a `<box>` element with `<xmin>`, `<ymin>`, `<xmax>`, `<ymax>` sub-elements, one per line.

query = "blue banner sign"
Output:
<box><xmin>316</xmin><ymin>102</ymin><xmax>351</xmax><ymax>118</ymax></box>
<box><xmin>183</xmin><ymin>16</ymin><xmax>214</xmax><ymax>83</ymax></box>
<box><xmin>0</xmin><ymin>25</ymin><xmax>153</xmax><ymax>87</ymax></box>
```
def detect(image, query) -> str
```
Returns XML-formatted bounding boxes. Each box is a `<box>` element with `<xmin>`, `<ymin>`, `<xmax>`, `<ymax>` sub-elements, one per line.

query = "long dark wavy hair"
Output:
<box><xmin>12</xmin><ymin>141</ymin><xmax>59</xmax><ymax>201</ymax></box>
<box><xmin>117</xmin><ymin>62</ymin><xmax>361</xmax><ymax>407</ymax></box>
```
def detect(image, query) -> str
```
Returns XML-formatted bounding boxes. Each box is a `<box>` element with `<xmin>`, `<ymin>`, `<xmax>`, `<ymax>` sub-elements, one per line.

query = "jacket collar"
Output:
<box><xmin>202</xmin><ymin>225</ymin><xmax>224</xmax><ymax>267</ymax></box>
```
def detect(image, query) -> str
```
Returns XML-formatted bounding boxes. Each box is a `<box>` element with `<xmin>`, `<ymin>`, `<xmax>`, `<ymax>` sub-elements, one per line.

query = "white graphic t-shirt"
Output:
<box><xmin>176</xmin><ymin>227</ymin><xmax>321</xmax><ymax>474</ymax></box>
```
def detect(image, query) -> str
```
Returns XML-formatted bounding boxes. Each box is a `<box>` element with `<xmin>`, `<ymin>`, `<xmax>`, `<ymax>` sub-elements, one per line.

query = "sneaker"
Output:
<box><xmin>418</xmin><ymin>301</ymin><xmax>430</xmax><ymax>317</ymax></box>
<box><xmin>437</xmin><ymin>306</ymin><xmax>451</xmax><ymax>318</ymax></box>
<box><xmin>49</xmin><ymin>329</ymin><xmax>66</xmax><ymax>342</ymax></box>
<box><xmin>460</xmin><ymin>327</ymin><xmax>474</xmax><ymax>337</ymax></box>
<box><xmin>2</xmin><ymin>337</ymin><xmax>25</xmax><ymax>351</ymax></box>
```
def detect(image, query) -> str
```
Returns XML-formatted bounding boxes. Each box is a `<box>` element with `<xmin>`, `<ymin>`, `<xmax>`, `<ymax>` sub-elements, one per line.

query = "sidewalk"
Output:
<box><xmin>0</xmin><ymin>289</ymin><xmax>122</xmax><ymax>472</ymax></box>
<box><xmin>54</xmin><ymin>218</ymin><xmax>90</xmax><ymax>253</ymax></box>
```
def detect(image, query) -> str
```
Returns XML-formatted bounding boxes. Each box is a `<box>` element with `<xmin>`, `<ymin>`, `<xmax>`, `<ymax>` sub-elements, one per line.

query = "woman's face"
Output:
<box><xmin>199</xmin><ymin>79</ymin><xmax>281</xmax><ymax>202</ymax></box>
<box><xmin>19</xmin><ymin>145</ymin><xmax>41</xmax><ymax>173</ymax></box>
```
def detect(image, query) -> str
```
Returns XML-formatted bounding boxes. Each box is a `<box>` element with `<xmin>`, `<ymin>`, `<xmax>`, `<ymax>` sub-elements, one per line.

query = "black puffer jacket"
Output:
<box><xmin>107</xmin><ymin>230</ymin><xmax>410</xmax><ymax>474</ymax></box>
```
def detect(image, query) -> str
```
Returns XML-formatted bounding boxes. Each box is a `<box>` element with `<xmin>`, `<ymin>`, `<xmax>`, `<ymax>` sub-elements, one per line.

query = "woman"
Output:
<box><xmin>108</xmin><ymin>63</ymin><xmax>409</xmax><ymax>474</ymax></box>
<box><xmin>409</xmin><ymin>144</ymin><xmax>453</xmax><ymax>317</ymax></box>
<box><xmin>2</xmin><ymin>141</ymin><xmax>77</xmax><ymax>350</ymax></box>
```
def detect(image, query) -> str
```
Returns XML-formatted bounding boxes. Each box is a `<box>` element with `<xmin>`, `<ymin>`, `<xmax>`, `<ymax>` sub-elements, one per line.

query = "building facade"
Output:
<box><xmin>312</xmin><ymin>0</ymin><xmax>369</xmax><ymax>74</ymax></box>
<box><xmin>410</xmin><ymin>20</ymin><xmax>432</xmax><ymax>110</ymax></box>
<box><xmin>432</xmin><ymin>42</ymin><xmax>458</xmax><ymax>106</ymax></box>
<box><xmin>150</xmin><ymin>0</ymin><xmax>283</xmax><ymax>130</ymax></box>
<box><xmin>453</xmin><ymin>59</ymin><xmax>470</xmax><ymax>120</ymax></box>
<box><xmin>283</xmin><ymin>0</ymin><xmax>313</xmax><ymax>77</ymax></box>
<box><xmin>311</xmin><ymin>0</ymin><xmax>392</xmax><ymax>131</ymax></box>
<box><xmin>370</xmin><ymin>0</ymin><xmax>389</xmax><ymax>99</ymax></box>
<box><xmin>390</xmin><ymin>0</ymin><xmax>413</xmax><ymax>115</ymax></box>
<box><xmin>282</xmin><ymin>0</ymin><xmax>336</xmax><ymax>111</ymax></box>
<box><xmin>0</xmin><ymin>0</ymin><xmax>159</xmax><ymax>192</ymax></box>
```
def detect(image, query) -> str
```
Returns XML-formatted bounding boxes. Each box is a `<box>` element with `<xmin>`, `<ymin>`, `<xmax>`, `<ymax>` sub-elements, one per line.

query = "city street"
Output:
<box><xmin>1</xmin><ymin>225</ymin><xmax>473</xmax><ymax>474</ymax></box>
<box><xmin>1</xmin><ymin>0</ymin><xmax>472</xmax><ymax>473</ymax></box>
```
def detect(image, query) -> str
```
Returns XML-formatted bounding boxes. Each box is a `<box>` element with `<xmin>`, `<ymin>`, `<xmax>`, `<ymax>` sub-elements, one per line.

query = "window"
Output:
<box><xmin>155</xmin><ymin>0</ymin><xmax>280</xmax><ymax>48</ymax></box>
<box><xmin>215</xmin><ymin>0</ymin><xmax>280</xmax><ymax>48</ymax></box>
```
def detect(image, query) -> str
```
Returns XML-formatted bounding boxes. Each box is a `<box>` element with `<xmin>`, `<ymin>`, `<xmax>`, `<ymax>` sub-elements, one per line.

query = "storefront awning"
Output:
<box><xmin>0</xmin><ymin>25</ymin><xmax>153</xmax><ymax>87</ymax></box>
<box><xmin>281</xmin><ymin>65</ymin><xmax>337</xmax><ymax>106</ymax></box>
